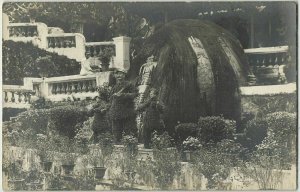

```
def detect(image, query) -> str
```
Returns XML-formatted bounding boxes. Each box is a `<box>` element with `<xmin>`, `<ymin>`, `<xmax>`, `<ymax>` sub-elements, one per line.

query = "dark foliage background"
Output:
<box><xmin>2</xmin><ymin>40</ymin><xmax>80</xmax><ymax>85</ymax></box>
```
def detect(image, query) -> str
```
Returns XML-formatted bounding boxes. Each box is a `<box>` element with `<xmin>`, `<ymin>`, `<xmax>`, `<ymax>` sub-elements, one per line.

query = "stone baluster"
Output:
<box><xmin>70</xmin><ymin>37</ymin><xmax>76</xmax><ymax>47</ymax></box>
<box><xmin>4</xmin><ymin>91</ymin><xmax>8</xmax><ymax>102</ymax></box>
<box><xmin>53</xmin><ymin>38</ymin><xmax>58</xmax><ymax>48</ymax></box>
<box><xmin>52</xmin><ymin>84</ymin><xmax>57</xmax><ymax>95</ymax></box>
<box><xmin>70</xmin><ymin>82</ymin><xmax>76</xmax><ymax>93</ymax></box>
<box><xmin>28</xmin><ymin>27</ymin><xmax>32</xmax><ymax>37</ymax></box>
<box><xmin>24</xmin><ymin>93</ymin><xmax>28</xmax><ymax>103</ymax></box>
<box><xmin>62</xmin><ymin>83</ymin><xmax>67</xmax><ymax>94</ymax></box>
<box><xmin>33</xmin><ymin>28</ymin><xmax>38</xmax><ymax>36</ymax></box>
<box><xmin>281</xmin><ymin>53</ymin><xmax>286</xmax><ymax>64</ymax></box>
<box><xmin>9</xmin><ymin>27</ymin><xmax>13</xmax><ymax>37</ymax></box>
<box><xmin>63</xmin><ymin>38</ymin><xmax>67</xmax><ymax>48</ymax></box>
<box><xmin>48</xmin><ymin>38</ymin><xmax>54</xmax><ymax>48</ymax></box>
<box><xmin>67</xmin><ymin>83</ymin><xmax>72</xmax><ymax>94</ymax></box>
<box><xmin>23</xmin><ymin>27</ymin><xmax>28</xmax><ymax>37</ymax></box>
<box><xmin>82</xmin><ymin>82</ymin><xmax>87</xmax><ymax>92</ymax></box>
<box><xmin>93</xmin><ymin>46</ymin><xmax>98</xmax><ymax>57</ymax></box>
<box><xmin>56</xmin><ymin>84</ymin><xmax>61</xmax><ymax>94</ymax></box>
<box><xmin>85</xmin><ymin>81</ymin><xmax>90</xmax><ymax>92</ymax></box>
<box><xmin>11</xmin><ymin>92</ymin><xmax>15</xmax><ymax>102</ymax></box>
<box><xmin>85</xmin><ymin>46</ymin><xmax>91</xmax><ymax>58</ymax></box>
<box><xmin>73</xmin><ymin>83</ymin><xmax>78</xmax><ymax>93</ymax></box>
<box><xmin>91</xmin><ymin>80</ymin><xmax>96</xmax><ymax>92</ymax></box>
<box><xmin>88</xmin><ymin>81</ymin><xmax>93</xmax><ymax>92</ymax></box>
<box><xmin>28</xmin><ymin>93</ymin><xmax>31</xmax><ymax>103</ymax></box>
<box><xmin>15</xmin><ymin>27</ymin><xmax>19</xmax><ymax>37</ymax></box>
<box><xmin>22</xmin><ymin>27</ymin><xmax>26</xmax><ymax>37</ymax></box>
<box><xmin>274</xmin><ymin>55</ymin><xmax>278</xmax><ymax>65</ymax></box>
<box><xmin>17</xmin><ymin>92</ymin><xmax>22</xmax><ymax>103</ymax></box>
<box><xmin>268</xmin><ymin>55</ymin><xmax>272</xmax><ymax>65</ymax></box>
<box><xmin>77</xmin><ymin>82</ymin><xmax>83</xmax><ymax>93</ymax></box>
<box><xmin>60</xmin><ymin>38</ymin><xmax>64</xmax><ymax>48</ymax></box>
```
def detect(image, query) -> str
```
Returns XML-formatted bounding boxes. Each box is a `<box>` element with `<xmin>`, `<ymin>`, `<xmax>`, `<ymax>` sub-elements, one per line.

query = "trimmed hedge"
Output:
<box><xmin>14</xmin><ymin>104</ymin><xmax>89</xmax><ymax>138</ymax></box>
<box><xmin>198</xmin><ymin>116</ymin><xmax>236</xmax><ymax>144</ymax></box>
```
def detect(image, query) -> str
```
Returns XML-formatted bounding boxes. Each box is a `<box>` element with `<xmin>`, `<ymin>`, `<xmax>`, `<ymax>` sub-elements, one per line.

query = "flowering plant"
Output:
<box><xmin>151</xmin><ymin>131</ymin><xmax>173</xmax><ymax>150</ymax></box>
<box><xmin>182</xmin><ymin>136</ymin><xmax>202</xmax><ymax>151</ymax></box>
<box><xmin>121</xmin><ymin>134</ymin><xmax>138</xmax><ymax>157</ymax></box>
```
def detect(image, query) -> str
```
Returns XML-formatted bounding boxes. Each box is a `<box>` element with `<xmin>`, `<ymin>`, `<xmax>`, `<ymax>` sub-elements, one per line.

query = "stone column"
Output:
<box><xmin>3</xmin><ymin>13</ymin><xmax>9</xmax><ymax>40</ymax></box>
<box><xmin>113</xmin><ymin>36</ymin><xmax>131</xmax><ymax>71</ymax></box>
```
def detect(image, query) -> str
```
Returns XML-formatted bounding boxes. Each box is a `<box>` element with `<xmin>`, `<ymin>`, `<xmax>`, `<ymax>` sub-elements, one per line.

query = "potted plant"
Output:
<box><xmin>98</xmin><ymin>47</ymin><xmax>114</xmax><ymax>71</ymax></box>
<box><xmin>24</xmin><ymin>166</ymin><xmax>44</xmax><ymax>190</ymax></box>
<box><xmin>121</xmin><ymin>134</ymin><xmax>138</xmax><ymax>185</ymax></box>
<box><xmin>90</xmin><ymin>133</ymin><xmax>114</xmax><ymax>179</ymax></box>
<box><xmin>36</xmin><ymin>134</ymin><xmax>54</xmax><ymax>172</ymax></box>
<box><xmin>46</xmin><ymin>173</ymin><xmax>65</xmax><ymax>190</ymax></box>
<box><xmin>182</xmin><ymin>136</ymin><xmax>202</xmax><ymax>162</ymax></box>
<box><xmin>7</xmin><ymin>160</ymin><xmax>26</xmax><ymax>190</ymax></box>
<box><xmin>61</xmin><ymin>153</ymin><xmax>78</xmax><ymax>176</ymax></box>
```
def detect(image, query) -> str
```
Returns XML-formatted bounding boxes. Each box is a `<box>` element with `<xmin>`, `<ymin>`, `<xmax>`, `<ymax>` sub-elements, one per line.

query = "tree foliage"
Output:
<box><xmin>2</xmin><ymin>40</ymin><xmax>80</xmax><ymax>85</ymax></box>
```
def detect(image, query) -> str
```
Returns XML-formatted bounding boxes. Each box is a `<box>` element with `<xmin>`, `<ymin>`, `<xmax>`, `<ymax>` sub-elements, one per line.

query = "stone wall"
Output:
<box><xmin>241</xmin><ymin>92</ymin><xmax>296</xmax><ymax>117</ymax></box>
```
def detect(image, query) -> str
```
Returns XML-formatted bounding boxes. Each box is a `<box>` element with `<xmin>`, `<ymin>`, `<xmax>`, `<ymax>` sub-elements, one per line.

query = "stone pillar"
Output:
<box><xmin>40</xmin><ymin>78</ymin><xmax>50</xmax><ymax>98</ymax></box>
<box><xmin>3</xmin><ymin>13</ymin><xmax>9</xmax><ymax>40</ymax></box>
<box><xmin>113</xmin><ymin>36</ymin><xmax>131</xmax><ymax>71</ymax></box>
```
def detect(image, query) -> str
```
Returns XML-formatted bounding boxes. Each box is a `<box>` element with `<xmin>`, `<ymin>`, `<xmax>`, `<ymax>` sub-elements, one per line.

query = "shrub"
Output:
<box><xmin>175</xmin><ymin>123</ymin><xmax>198</xmax><ymax>143</ymax></box>
<box><xmin>16</xmin><ymin>109</ymin><xmax>50</xmax><ymax>135</ymax></box>
<box><xmin>197</xmin><ymin>116</ymin><xmax>236</xmax><ymax>145</ymax></box>
<box><xmin>266</xmin><ymin>112</ymin><xmax>297</xmax><ymax>167</ymax></box>
<box><xmin>240</xmin><ymin>132</ymin><xmax>287</xmax><ymax>190</ymax></box>
<box><xmin>266</xmin><ymin>112</ymin><xmax>296</xmax><ymax>142</ymax></box>
<box><xmin>49</xmin><ymin>105</ymin><xmax>89</xmax><ymax>138</ymax></box>
<box><xmin>243</xmin><ymin>118</ymin><xmax>268</xmax><ymax>151</ymax></box>
<box><xmin>151</xmin><ymin>131</ymin><xmax>173</xmax><ymax>150</ymax></box>
<box><xmin>192</xmin><ymin>145</ymin><xmax>234</xmax><ymax>190</ymax></box>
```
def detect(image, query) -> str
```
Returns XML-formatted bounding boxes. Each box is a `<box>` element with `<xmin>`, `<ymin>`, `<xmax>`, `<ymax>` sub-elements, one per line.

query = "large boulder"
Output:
<box><xmin>130</xmin><ymin>19</ymin><xmax>251</xmax><ymax>133</ymax></box>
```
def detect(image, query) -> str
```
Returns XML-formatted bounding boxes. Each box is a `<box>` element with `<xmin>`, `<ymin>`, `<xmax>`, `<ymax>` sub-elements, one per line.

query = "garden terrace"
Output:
<box><xmin>244</xmin><ymin>46</ymin><xmax>290</xmax><ymax>84</ymax></box>
<box><xmin>2</xmin><ymin>72</ymin><xmax>112</xmax><ymax>108</ymax></box>
<box><xmin>3</xmin><ymin>15</ymin><xmax>131</xmax><ymax>70</ymax></box>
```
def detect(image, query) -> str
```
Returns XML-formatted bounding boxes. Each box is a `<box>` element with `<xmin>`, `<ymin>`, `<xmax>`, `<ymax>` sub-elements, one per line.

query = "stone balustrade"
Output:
<box><xmin>3</xmin><ymin>72</ymin><xmax>112</xmax><ymax>108</ymax></box>
<box><xmin>244</xmin><ymin>46</ymin><xmax>290</xmax><ymax>84</ymax></box>
<box><xmin>47</xmin><ymin>36</ymin><xmax>76</xmax><ymax>48</ymax></box>
<box><xmin>8</xmin><ymin>25</ymin><xmax>38</xmax><ymax>37</ymax></box>
<box><xmin>46</xmin><ymin>33</ymin><xmax>86</xmax><ymax>61</ymax></box>
<box><xmin>7</xmin><ymin>23</ymin><xmax>49</xmax><ymax>49</ymax></box>
<box><xmin>85</xmin><ymin>42</ymin><xmax>116</xmax><ymax>58</ymax></box>
<box><xmin>3</xmin><ymin>85</ymin><xmax>34</xmax><ymax>109</ymax></box>
<box><xmin>27</xmin><ymin>72</ymin><xmax>112</xmax><ymax>102</ymax></box>
<box><xmin>244</xmin><ymin>46</ymin><xmax>289</xmax><ymax>66</ymax></box>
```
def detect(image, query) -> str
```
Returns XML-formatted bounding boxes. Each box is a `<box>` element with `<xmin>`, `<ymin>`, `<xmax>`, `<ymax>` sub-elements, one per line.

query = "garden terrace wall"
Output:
<box><xmin>240</xmin><ymin>83</ymin><xmax>297</xmax><ymax>117</ymax></box>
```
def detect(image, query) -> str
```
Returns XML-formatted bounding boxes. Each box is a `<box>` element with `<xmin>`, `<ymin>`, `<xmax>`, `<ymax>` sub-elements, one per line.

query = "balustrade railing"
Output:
<box><xmin>47</xmin><ymin>36</ymin><xmax>76</xmax><ymax>48</ymax></box>
<box><xmin>244</xmin><ymin>46</ymin><xmax>289</xmax><ymax>66</ymax></box>
<box><xmin>50</xmin><ymin>79</ymin><xmax>97</xmax><ymax>95</ymax></box>
<box><xmin>85</xmin><ymin>42</ymin><xmax>116</xmax><ymax>58</ymax></box>
<box><xmin>3</xmin><ymin>86</ymin><xmax>34</xmax><ymax>108</ymax></box>
<box><xmin>8</xmin><ymin>25</ymin><xmax>38</xmax><ymax>37</ymax></box>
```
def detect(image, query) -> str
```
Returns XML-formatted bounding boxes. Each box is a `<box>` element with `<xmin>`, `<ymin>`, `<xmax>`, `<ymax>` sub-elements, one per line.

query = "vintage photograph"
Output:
<box><xmin>2</xmin><ymin>1</ymin><xmax>297</xmax><ymax>190</ymax></box>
